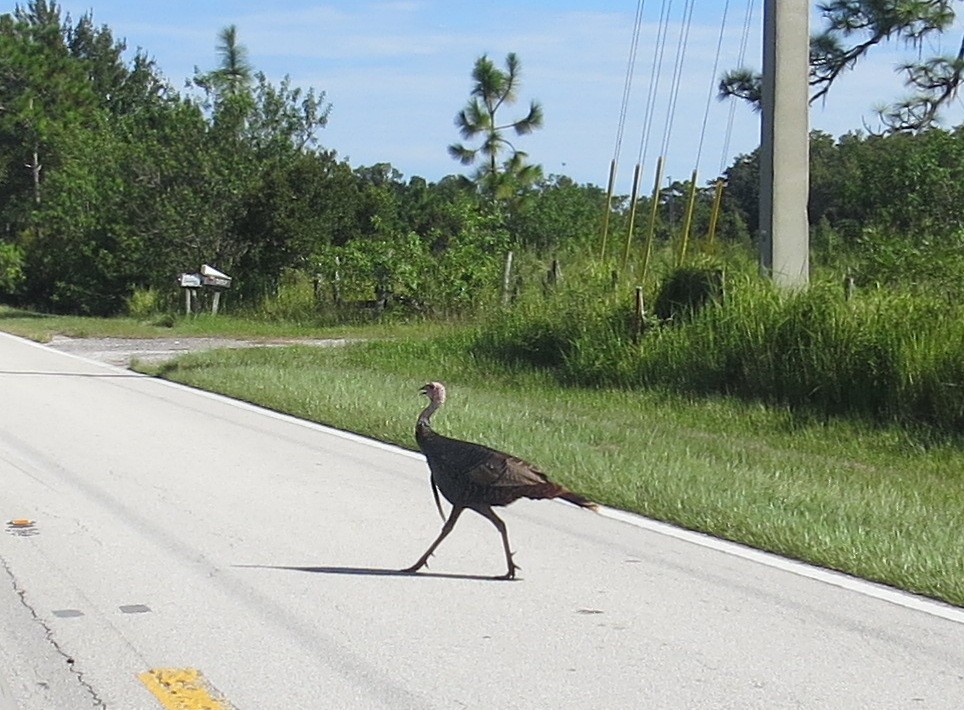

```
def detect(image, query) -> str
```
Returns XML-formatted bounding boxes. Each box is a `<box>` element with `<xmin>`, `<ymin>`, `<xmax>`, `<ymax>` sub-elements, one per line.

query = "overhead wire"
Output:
<box><xmin>659</xmin><ymin>0</ymin><xmax>696</xmax><ymax>160</ymax></box>
<box><xmin>622</xmin><ymin>0</ymin><xmax>675</xmax><ymax>273</ymax></box>
<box><xmin>636</xmin><ymin>0</ymin><xmax>674</xmax><ymax>170</ymax></box>
<box><xmin>611</xmin><ymin>0</ymin><xmax>753</xmax><ymax>276</ymax></box>
<box><xmin>720</xmin><ymin>0</ymin><xmax>757</xmax><ymax>175</ymax></box>
<box><xmin>639</xmin><ymin>0</ymin><xmax>695</xmax><ymax>279</ymax></box>
<box><xmin>658</xmin><ymin>0</ymin><xmax>698</xmax><ymax>265</ymax></box>
<box><xmin>613</xmin><ymin>0</ymin><xmax>647</xmax><ymax>160</ymax></box>
<box><xmin>600</xmin><ymin>0</ymin><xmax>647</xmax><ymax>262</ymax></box>
<box><xmin>682</xmin><ymin>0</ymin><xmax>731</xmax><ymax>264</ymax></box>
<box><xmin>695</xmin><ymin>0</ymin><xmax>731</xmax><ymax>171</ymax></box>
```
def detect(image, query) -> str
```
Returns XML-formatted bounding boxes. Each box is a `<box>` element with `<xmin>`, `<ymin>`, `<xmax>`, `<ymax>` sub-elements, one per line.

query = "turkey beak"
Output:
<box><xmin>418</xmin><ymin>384</ymin><xmax>429</xmax><ymax>397</ymax></box>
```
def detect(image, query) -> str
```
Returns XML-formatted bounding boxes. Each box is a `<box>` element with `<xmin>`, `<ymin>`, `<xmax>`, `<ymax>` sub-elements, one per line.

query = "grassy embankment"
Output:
<box><xmin>3</xmin><ymin>303</ymin><xmax>963</xmax><ymax>607</ymax></box>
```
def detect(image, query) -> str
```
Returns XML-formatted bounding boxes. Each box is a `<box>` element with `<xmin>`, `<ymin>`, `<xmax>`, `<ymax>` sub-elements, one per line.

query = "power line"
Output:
<box><xmin>695</xmin><ymin>0</ymin><xmax>731</xmax><ymax>173</ymax></box>
<box><xmin>721</xmin><ymin>0</ymin><xmax>757</xmax><ymax>174</ymax></box>
<box><xmin>636</xmin><ymin>0</ymin><xmax>674</xmax><ymax>170</ymax></box>
<box><xmin>613</xmin><ymin>0</ymin><xmax>647</xmax><ymax>160</ymax></box>
<box><xmin>659</xmin><ymin>0</ymin><xmax>696</xmax><ymax>160</ymax></box>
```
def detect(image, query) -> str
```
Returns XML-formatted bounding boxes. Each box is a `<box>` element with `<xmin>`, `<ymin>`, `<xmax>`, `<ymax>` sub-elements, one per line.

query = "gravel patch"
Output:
<box><xmin>46</xmin><ymin>335</ymin><xmax>351</xmax><ymax>368</ymax></box>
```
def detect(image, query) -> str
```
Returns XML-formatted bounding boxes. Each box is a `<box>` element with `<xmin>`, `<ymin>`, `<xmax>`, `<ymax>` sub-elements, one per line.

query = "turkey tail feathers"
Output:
<box><xmin>559</xmin><ymin>489</ymin><xmax>599</xmax><ymax>511</ymax></box>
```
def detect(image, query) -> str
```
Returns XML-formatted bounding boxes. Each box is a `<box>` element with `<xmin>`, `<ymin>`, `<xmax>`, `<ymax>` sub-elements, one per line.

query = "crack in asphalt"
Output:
<box><xmin>0</xmin><ymin>554</ymin><xmax>107</xmax><ymax>708</ymax></box>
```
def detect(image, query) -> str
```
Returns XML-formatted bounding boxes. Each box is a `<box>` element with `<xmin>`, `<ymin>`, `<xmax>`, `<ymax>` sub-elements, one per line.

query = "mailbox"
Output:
<box><xmin>179</xmin><ymin>265</ymin><xmax>232</xmax><ymax>315</ymax></box>
<box><xmin>200</xmin><ymin>264</ymin><xmax>232</xmax><ymax>289</ymax></box>
<box><xmin>179</xmin><ymin>273</ymin><xmax>201</xmax><ymax>288</ymax></box>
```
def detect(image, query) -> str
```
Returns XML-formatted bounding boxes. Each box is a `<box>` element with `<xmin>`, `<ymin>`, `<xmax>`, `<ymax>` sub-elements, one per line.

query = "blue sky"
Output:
<box><xmin>43</xmin><ymin>1</ymin><xmax>964</xmax><ymax>193</ymax></box>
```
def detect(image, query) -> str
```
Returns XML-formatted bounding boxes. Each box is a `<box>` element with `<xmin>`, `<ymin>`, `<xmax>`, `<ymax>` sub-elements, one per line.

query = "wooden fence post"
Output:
<box><xmin>843</xmin><ymin>274</ymin><xmax>855</xmax><ymax>301</ymax></box>
<box><xmin>332</xmin><ymin>256</ymin><xmax>342</xmax><ymax>306</ymax></box>
<box><xmin>633</xmin><ymin>286</ymin><xmax>645</xmax><ymax>343</ymax></box>
<box><xmin>544</xmin><ymin>258</ymin><xmax>562</xmax><ymax>293</ymax></box>
<box><xmin>501</xmin><ymin>250</ymin><xmax>514</xmax><ymax>305</ymax></box>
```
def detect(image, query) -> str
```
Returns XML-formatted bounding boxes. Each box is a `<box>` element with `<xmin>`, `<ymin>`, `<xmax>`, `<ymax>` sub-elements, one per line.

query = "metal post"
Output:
<box><xmin>760</xmin><ymin>0</ymin><xmax>810</xmax><ymax>287</ymax></box>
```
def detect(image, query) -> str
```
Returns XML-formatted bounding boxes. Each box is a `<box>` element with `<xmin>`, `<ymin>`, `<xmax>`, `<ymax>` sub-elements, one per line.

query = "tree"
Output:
<box><xmin>449</xmin><ymin>53</ymin><xmax>544</xmax><ymax>199</ymax></box>
<box><xmin>720</xmin><ymin>1</ymin><xmax>964</xmax><ymax>133</ymax></box>
<box><xmin>721</xmin><ymin>127</ymin><xmax>964</xmax><ymax>247</ymax></box>
<box><xmin>1</xmin><ymin>1</ymin><xmax>99</xmax><ymax>213</ymax></box>
<box><xmin>0</xmin><ymin>1</ymin><xmax>146</xmax><ymax>312</ymax></box>
<box><xmin>212</xmin><ymin>24</ymin><xmax>252</xmax><ymax>94</ymax></box>
<box><xmin>184</xmin><ymin>27</ymin><xmax>332</xmax><ymax>295</ymax></box>
<box><xmin>193</xmin><ymin>24</ymin><xmax>255</xmax><ymax>135</ymax></box>
<box><xmin>507</xmin><ymin>175</ymin><xmax>608</xmax><ymax>253</ymax></box>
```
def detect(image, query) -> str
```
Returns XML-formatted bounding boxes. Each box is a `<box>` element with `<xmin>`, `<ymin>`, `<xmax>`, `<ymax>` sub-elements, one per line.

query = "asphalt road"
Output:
<box><xmin>1</xmin><ymin>331</ymin><xmax>963</xmax><ymax>709</ymax></box>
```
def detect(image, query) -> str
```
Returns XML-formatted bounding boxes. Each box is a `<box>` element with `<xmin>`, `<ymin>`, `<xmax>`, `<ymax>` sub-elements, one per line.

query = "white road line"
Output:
<box><xmin>597</xmin><ymin>507</ymin><xmax>964</xmax><ymax>625</ymax></box>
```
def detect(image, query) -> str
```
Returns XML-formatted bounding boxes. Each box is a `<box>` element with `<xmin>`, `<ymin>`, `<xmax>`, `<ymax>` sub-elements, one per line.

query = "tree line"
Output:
<box><xmin>2</xmin><ymin>1</ymin><xmax>964</xmax><ymax>317</ymax></box>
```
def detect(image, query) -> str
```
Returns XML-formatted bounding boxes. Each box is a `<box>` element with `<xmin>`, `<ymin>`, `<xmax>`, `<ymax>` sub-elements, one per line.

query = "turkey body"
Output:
<box><xmin>403</xmin><ymin>381</ymin><xmax>597</xmax><ymax>579</ymax></box>
<box><xmin>417</xmin><ymin>424</ymin><xmax>593</xmax><ymax>509</ymax></box>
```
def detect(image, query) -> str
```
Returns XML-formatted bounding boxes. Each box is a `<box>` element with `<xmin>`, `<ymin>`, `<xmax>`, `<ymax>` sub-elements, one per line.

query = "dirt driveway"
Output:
<box><xmin>45</xmin><ymin>335</ymin><xmax>351</xmax><ymax>368</ymax></box>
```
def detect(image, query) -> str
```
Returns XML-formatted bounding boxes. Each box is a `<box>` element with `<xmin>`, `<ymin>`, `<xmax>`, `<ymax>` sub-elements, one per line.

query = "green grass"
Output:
<box><xmin>0</xmin><ymin>304</ymin><xmax>438</xmax><ymax>342</ymax></box>
<box><xmin>143</xmin><ymin>337</ymin><xmax>964</xmax><ymax>608</ymax></box>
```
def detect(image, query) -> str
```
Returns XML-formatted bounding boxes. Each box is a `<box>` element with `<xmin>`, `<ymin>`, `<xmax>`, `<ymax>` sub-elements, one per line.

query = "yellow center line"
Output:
<box><xmin>138</xmin><ymin>668</ymin><xmax>236</xmax><ymax>710</ymax></box>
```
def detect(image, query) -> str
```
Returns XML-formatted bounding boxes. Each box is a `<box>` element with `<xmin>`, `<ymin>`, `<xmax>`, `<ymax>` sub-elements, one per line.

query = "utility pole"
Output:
<box><xmin>759</xmin><ymin>0</ymin><xmax>809</xmax><ymax>287</ymax></box>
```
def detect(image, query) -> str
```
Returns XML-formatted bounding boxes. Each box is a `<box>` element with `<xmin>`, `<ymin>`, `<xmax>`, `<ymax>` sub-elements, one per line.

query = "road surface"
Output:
<box><xmin>1</xmin><ymin>331</ymin><xmax>962</xmax><ymax>709</ymax></box>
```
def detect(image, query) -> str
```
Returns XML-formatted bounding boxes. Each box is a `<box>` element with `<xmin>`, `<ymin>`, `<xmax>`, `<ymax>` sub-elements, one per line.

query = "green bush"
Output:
<box><xmin>250</xmin><ymin>271</ymin><xmax>320</xmax><ymax>323</ymax></box>
<box><xmin>653</xmin><ymin>265</ymin><xmax>725</xmax><ymax>321</ymax></box>
<box><xmin>0</xmin><ymin>242</ymin><xmax>25</xmax><ymax>296</ymax></box>
<box><xmin>125</xmin><ymin>287</ymin><xmax>164</xmax><ymax>319</ymax></box>
<box><xmin>471</xmin><ymin>271</ymin><xmax>632</xmax><ymax>370</ymax></box>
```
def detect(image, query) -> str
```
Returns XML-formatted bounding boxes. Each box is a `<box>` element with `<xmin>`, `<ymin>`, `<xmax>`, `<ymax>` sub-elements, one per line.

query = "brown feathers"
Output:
<box><xmin>403</xmin><ymin>381</ymin><xmax>598</xmax><ymax>579</ymax></box>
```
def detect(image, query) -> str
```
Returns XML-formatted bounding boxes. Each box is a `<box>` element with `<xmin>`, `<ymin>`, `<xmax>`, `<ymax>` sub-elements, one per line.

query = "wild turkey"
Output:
<box><xmin>403</xmin><ymin>381</ymin><xmax>598</xmax><ymax>579</ymax></box>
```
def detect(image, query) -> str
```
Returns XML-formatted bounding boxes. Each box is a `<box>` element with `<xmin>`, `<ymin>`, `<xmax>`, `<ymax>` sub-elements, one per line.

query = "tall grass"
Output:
<box><xmin>474</xmin><ymin>272</ymin><xmax>964</xmax><ymax>433</ymax></box>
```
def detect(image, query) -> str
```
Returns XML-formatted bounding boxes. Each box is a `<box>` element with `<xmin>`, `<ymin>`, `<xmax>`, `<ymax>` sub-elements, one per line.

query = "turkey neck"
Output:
<box><xmin>417</xmin><ymin>398</ymin><xmax>441</xmax><ymax>430</ymax></box>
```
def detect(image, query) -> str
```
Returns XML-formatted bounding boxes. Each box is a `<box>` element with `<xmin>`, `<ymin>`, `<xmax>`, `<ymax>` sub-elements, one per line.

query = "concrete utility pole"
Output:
<box><xmin>759</xmin><ymin>0</ymin><xmax>809</xmax><ymax>287</ymax></box>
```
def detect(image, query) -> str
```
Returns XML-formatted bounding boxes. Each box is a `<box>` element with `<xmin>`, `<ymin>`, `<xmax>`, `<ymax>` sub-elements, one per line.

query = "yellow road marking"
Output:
<box><xmin>138</xmin><ymin>668</ymin><xmax>235</xmax><ymax>710</ymax></box>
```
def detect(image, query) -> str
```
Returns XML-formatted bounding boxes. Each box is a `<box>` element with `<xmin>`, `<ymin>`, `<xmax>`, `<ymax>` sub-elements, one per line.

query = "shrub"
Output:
<box><xmin>251</xmin><ymin>271</ymin><xmax>320</xmax><ymax>323</ymax></box>
<box><xmin>653</xmin><ymin>265</ymin><xmax>725</xmax><ymax>321</ymax></box>
<box><xmin>471</xmin><ymin>274</ymin><xmax>631</xmax><ymax>370</ymax></box>
<box><xmin>125</xmin><ymin>287</ymin><xmax>164</xmax><ymax>319</ymax></box>
<box><xmin>0</xmin><ymin>242</ymin><xmax>25</xmax><ymax>296</ymax></box>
